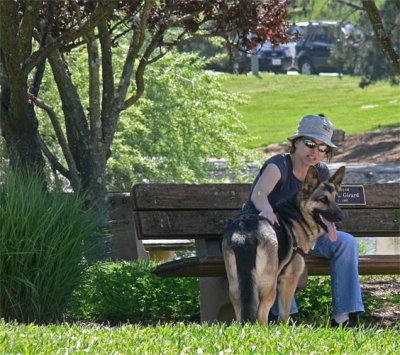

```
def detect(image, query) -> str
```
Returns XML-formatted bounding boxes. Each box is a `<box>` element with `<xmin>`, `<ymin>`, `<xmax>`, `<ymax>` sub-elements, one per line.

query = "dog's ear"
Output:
<box><xmin>329</xmin><ymin>166</ymin><xmax>346</xmax><ymax>190</ymax></box>
<box><xmin>302</xmin><ymin>166</ymin><xmax>320</xmax><ymax>195</ymax></box>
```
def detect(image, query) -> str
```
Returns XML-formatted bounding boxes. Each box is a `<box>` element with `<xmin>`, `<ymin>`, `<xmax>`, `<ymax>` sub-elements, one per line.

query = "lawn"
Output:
<box><xmin>1</xmin><ymin>321</ymin><xmax>399</xmax><ymax>354</ymax></box>
<box><xmin>219</xmin><ymin>74</ymin><xmax>400</xmax><ymax>148</ymax></box>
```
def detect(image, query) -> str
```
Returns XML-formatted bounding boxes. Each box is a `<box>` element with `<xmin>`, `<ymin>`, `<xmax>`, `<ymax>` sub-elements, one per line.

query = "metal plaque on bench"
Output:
<box><xmin>337</xmin><ymin>185</ymin><xmax>366</xmax><ymax>205</ymax></box>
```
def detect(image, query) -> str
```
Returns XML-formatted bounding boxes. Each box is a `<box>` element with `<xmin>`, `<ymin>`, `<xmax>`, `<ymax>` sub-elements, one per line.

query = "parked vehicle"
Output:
<box><xmin>294</xmin><ymin>21</ymin><xmax>341</xmax><ymax>75</ymax></box>
<box><xmin>256</xmin><ymin>41</ymin><xmax>295</xmax><ymax>73</ymax></box>
<box><xmin>252</xmin><ymin>24</ymin><xmax>302</xmax><ymax>74</ymax></box>
<box><xmin>253</xmin><ymin>21</ymin><xmax>341</xmax><ymax>75</ymax></box>
<box><xmin>203</xmin><ymin>21</ymin><xmax>348</xmax><ymax>75</ymax></box>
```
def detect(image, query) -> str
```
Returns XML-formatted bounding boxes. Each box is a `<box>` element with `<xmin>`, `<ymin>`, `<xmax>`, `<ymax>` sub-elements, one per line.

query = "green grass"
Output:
<box><xmin>1</xmin><ymin>321</ymin><xmax>399</xmax><ymax>354</ymax></box>
<box><xmin>289</xmin><ymin>0</ymin><xmax>386</xmax><ymax>22</ymax></box>
<box><xmin>220</xmin><ymin>74</ymin><xmax>400</xmax><ymax>148</ymax></box>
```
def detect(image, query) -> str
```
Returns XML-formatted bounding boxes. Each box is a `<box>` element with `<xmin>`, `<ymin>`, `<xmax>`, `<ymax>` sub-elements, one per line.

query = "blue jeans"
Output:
<box><xmin>271</xmin><ymin>231</ymin><xmax>365</xmax><ymax>316</ymax></box>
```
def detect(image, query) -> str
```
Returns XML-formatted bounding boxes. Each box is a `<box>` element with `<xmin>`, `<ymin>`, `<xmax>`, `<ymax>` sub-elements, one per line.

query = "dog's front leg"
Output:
<box><xmin>278</xmin><ymin>256</ymin><xmax>305</xmax><ymax>322</ymax></box>
<box><xmin>277</xmin><ymin>276</ymin><xmax>297</xmax><ymax>322</ymax></box>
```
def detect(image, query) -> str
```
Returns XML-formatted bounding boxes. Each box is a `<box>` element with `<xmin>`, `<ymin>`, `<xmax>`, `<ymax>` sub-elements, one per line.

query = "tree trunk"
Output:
<box><xmin>47</xmin><ymin>43</ymin><xmax>110</xmax><ymax>256</ymax></box>
<box><xmin>0</xmin><ymin>74</ymin><xmax>45</xmax><ymax>172</ymax></box>
<box><xmin>0</xmin><ymin>0</ymin><xmax>45</xmax><ymax>172</ymax></box>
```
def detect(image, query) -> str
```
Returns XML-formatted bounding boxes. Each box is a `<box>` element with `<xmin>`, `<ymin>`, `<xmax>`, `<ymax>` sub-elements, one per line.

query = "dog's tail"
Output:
<box><xmin>233</xmin><ymin>238</ymin><xmax>259</xmax><ymax>323</ymax></box>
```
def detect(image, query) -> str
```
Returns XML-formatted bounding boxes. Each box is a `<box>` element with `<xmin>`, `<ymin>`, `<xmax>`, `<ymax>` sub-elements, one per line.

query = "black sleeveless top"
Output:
<box><xmin>240</xmin><ymin>153</ymin><xmax>330</xmax><ymax>215</ymax></box>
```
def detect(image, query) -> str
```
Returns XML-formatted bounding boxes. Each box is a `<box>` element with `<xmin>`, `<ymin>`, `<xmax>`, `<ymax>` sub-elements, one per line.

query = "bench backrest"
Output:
<box><xmin>131</xmin><ymin>183</ymin><xmax>400</xmax><ymax>241</ymax></box>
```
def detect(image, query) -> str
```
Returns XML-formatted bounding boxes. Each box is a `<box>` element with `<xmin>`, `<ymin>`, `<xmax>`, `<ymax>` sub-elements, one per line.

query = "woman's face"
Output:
<box><xmin>294</xmin><ymin>136</ymin><xmax>328</xmax><ymax>166</ymax></box>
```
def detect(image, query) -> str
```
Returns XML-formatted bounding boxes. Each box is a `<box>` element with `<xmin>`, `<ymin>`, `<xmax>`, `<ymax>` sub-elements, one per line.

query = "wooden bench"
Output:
<box><xmin>131</xmin><ymin>183</ymin><xmax>400</xmax><ymax>322</ymax></box>
<box><xmin>109</xmin><ymin>192</ymin><xmax>194</xmax><ymax>261</ymax></box>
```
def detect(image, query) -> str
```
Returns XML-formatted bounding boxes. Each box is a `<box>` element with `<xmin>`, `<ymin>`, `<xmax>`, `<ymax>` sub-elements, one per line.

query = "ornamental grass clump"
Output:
<box><xmin>0</xmin><ymin>169</ymin><xmax>101</xmax><ymax>323</ymax></box>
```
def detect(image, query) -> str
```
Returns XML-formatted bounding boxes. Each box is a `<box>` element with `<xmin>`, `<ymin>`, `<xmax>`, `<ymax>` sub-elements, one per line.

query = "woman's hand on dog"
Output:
<box><xmin>259</xmin><ymin>205</ymin><xmax>280</xmax><ymax>226</ymax></box>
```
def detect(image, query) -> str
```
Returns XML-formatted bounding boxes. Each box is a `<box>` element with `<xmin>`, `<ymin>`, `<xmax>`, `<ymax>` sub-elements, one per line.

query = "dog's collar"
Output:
<box><xmin>293</xmin><ymin>245</ymin><xmax>307</xmax><ymax>258</ymax></box>
<box><xmin>293</xmin><ymin>233</ymin><xmax>308</xmax><ymax>257</ymax></box>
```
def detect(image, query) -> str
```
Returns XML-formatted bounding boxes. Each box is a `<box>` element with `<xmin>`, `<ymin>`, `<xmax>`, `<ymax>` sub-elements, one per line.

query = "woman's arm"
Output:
<box><xmin>251</xmin><ymin>163</ymin><xmax>281</xmax><ymax>225</ymax></box>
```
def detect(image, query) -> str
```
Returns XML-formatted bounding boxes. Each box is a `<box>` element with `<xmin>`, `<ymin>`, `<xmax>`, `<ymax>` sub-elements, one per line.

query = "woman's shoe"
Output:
<box><xmin>331</xmin><ymin>312</ymin><xmax>360</xmax><ymax>328</ymax></box>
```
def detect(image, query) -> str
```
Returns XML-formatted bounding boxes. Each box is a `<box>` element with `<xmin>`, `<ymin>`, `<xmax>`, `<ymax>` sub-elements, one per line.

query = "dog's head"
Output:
<box><xmin>299</xmin><ymin>166</ymin><xmax>346</xmax><ymax>241</ymax></box>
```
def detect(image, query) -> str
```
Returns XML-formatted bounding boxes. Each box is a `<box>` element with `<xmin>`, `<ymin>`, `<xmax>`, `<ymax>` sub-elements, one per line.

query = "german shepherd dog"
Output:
<box><xmin>222</xmin><ymin>165</ymin><xmax>346</xmax><ymax>324</ymax></box>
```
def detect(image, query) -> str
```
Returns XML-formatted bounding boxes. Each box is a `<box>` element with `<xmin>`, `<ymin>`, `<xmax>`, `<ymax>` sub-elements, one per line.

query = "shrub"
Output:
<box><xmin>66</xmin><ymin>261</ymin><xmax>200</xmax><ymax>324</ymax></box>
<box><xmin>295</xmin><ymin>277</ymin><xmax>332</xmax><ymax>325</ymax></box>
<box><xmin>0</xmin><ymin>169</ymin><xmax>101</xmax><ymax>323</ymax></box>
<box><xmin>67</xmin><ymin>260</ymin><xmax>334</xmax><ymax>325</ymax></box>
<box><xmin>67</xmin><ymin>260</ymin><xmax>398</xmax><ymax>327</ymax></box>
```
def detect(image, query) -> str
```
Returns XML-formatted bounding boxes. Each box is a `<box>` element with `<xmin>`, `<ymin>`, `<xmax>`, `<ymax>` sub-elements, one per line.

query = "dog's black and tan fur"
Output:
<box><xmin>222</xmin><ymin>166</ymin><xmax>346</xmax><ymax>324</ymax></box>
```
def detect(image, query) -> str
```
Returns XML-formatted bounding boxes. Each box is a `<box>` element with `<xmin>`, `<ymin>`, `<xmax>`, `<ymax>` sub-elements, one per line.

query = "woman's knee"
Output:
<box><xmin>336</xmin><ymin>231</ymin><xmax>359</xmax><ymax>254</ymax></box>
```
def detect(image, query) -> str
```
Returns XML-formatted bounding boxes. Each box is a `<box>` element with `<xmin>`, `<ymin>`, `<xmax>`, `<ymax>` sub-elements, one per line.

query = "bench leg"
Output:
<box><xmin>199</xmin><ymin>277</ymin><xmax>235</xmax><ymax>323</ymax></box>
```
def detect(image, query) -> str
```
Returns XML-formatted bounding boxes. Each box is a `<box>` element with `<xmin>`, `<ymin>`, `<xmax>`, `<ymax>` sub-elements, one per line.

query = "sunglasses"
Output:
<box><xmin>302</xmin><ymin>138</ymin><xmax>329</xmax><ymax>153</ymax></box>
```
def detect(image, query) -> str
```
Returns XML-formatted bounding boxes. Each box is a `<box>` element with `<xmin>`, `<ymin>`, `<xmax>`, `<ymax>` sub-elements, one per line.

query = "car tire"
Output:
<box><xmin>300</xmin><ymin>60</ymin><xmax>315</xmax><ymax>75</ymax></box>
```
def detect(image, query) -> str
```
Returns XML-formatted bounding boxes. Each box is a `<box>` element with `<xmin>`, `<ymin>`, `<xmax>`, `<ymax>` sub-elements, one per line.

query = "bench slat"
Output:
<box><xmin>131</xmin><ymin>183</ymin><xmax>399</xmax><ymax>210</ymax></box>
<box><xmin>134</xmin><ymin>208</ymin><xmax>399</xmax><ymax>239</ymax></box>
<box><xmin>132</xmin><ymin>183</ymin><xmax>249</xmax><ymax>210</ymax></box>
<box><xmin>153</xmin><ymin>255</ymin><xmax>400</xmax><ymax>277</ymax></box>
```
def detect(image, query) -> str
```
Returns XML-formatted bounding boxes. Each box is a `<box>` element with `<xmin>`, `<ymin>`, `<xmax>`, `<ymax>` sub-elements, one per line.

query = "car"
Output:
<box><xmin>256</xmin><ymin>41</ymin><xmax>295</xmax><ymax>73</ymax></box>
<box><xmin>252</xmin><ymin>24</ymin><xmax>302</xmax><ymax>74</ymax></box>
<box><xmin>294</xmin><ymin>21</ymin><xmax>341</xmax><ymax>75</ymax></box>
<box><xmin>205</xmin><ymin>21</ymin><xmax>346</xmax><ymax>75</ymax></box>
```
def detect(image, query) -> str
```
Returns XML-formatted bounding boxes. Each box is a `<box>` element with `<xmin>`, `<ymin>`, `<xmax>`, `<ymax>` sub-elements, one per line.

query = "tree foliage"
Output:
<box><xmin>108</xmin><ymin>52</ymin><xmax>249</xmax><ymax>189</ymax></box>
<box><xmin>0</xmin><ymin>0</ymin><xmax>289</xmax><ymax>221</ymax></box>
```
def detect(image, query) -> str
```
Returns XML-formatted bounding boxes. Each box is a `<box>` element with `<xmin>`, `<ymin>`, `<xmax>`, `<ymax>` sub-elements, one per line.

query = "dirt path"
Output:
<box><xmin>361</xmin><ymin>276</ymin><xmax>400</xmax><ymax>328</ymax></box>
<box><xmin>331</xmin><ymin>126</ymin><xmax>400</xmax><ymax>164</ymax></box>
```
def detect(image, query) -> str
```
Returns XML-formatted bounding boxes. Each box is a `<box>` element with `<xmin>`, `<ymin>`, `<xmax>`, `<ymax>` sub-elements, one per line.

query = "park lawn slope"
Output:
<box><xmin>220</xmin><ymin>74</ymin><xmax>400</xmax><ymax>148</ymax></box>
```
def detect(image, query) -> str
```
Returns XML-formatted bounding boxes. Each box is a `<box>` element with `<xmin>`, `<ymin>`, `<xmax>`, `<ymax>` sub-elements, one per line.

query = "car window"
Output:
<box><xmin>310</xmin><ymin>27</ymin><xmax>334</xmax><ymax>43</ymax></box>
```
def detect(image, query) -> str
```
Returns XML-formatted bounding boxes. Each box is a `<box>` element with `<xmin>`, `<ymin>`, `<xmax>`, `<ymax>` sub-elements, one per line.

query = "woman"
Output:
<box><xmin>241</xmin><ymin>114</ymin><xmax>364</xmax><ymax>327</ymax></box>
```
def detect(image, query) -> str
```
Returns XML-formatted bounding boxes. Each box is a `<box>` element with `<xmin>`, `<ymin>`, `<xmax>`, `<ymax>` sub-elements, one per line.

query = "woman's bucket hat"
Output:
<box><xmin>287</xmin><ymin>114</ymin><xmax>337</xmax><ymax>148</ymax></box>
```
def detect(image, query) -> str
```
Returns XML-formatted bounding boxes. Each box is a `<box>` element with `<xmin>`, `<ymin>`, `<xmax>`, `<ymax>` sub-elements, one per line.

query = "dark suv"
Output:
<box><xmin>294</xmin><ymin>21</ymin><xmax>341</xmax><ymax>74</ymax></box>
<box><xmin>256</xmin><ymin>41</ymin><xmax>295</xmax><ymax>73</ymax></box>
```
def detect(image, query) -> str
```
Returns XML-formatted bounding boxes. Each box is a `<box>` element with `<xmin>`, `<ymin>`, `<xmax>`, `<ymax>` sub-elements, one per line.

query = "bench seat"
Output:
<box><xmin>154</xmin><ymin>255</ymin><xmax>400</xmax><ymax>278</ymax></box>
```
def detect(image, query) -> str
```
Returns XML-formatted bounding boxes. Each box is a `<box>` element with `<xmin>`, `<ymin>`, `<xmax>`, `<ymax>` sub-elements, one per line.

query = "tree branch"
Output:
<box><xmin>35</xmin><ymin>132</ymin><xmax>71</xmax><ymax>181</ymax></box>
<box><xmin>103</xmin><ymin>0</ymin><xmax>155</xmax><ymax>150</ymax></box>
<box><xmin>86</xmin><ymin>30</ymin><xmax>102</xmax><ymax>149</ymax></box>
<box><xmin>29</xmin><ymin>0</ymin><xmax>55</xmax><ymax>98</ymax></box>
<box><xmin>34</xmin><ymin>97</ymin><xmax>81</xmax><ymax>190</ymax></box>
<box><xmin>115</xmin><ymin>0</ymin><xmax>154</xmax><ymax>110</ymax></box>
<box><xmin>336</xmin><ymin>0</ymin><xmax>364</xmax><ymax>11</ymax></box>
<box><xmin>121</xmin><ymin>36</ymin><xmax>159</xmax><ymax>110</ymax></box>
<box><xmin>362</xmin><ymin>0</ymin><xmax>400</xmax><ymax>74</ymax></box>
<box><xmin>98</xmin><ymin>19</ymin><xmax>115</xmax><ymax>138</ymax></box>
<box><xmin>23</xmin><ymin>0</ymin><xmax>116</xmax><ymax>74</ymax></box>
<box><xmin>46</xmin><ymin>44</ymin><xmax>91</xmax><ymax>176</ymax></box>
